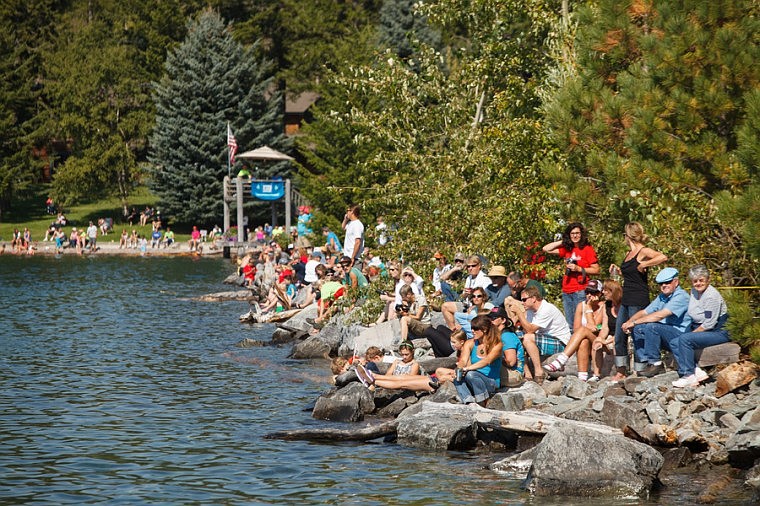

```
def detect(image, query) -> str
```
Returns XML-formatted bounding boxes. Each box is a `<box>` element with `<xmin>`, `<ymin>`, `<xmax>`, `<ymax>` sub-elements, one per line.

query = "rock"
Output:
<box><xmin>696</xmin><ymin>341</ymin><xmax>741</xmax><ymax>367</ymax></box>
<box><xmin>542</xmin><ymin>377</ymin><xmax>564</xmax><ymax>396</ymax></box>
<box><xmin>488</xmin><ymin>391</ymin><xmax>525</xmax><ymax>411</ymax></box>
<box><xmin>271</xmin><ymin>327</ymin><xmax>296</xmax><ymax>344</ymax></box>
<box><xmin>746</xmin><ymin>462</ymin><xmax>760</xmax><ymax>501</ymax></box>
<box><xmin>715</xmin><ymin>361</ymin><xmax>760</xmax><ymax>398</ymax></box>
<box><xmin>634</xmin><ymin>372</ymin><xmax>680</xmax><ymax>396</ymax></box>
<box><xmin>223</xmin><ymin>273</ymin><xmax>243</xmax><ymax>285</ymax></box>
<box><xmin>667</xmin><ymin>400</ymin><xmax>685</xmax><ymax>422</ymax></box>
<box><xmin>349</xmin><ymin>320</ymin><xmax>401</xmax><ymax>355</ymax></box>
<box><xmin>418</xmin><ymin>356</ymin><xmax>457</xmax><ymax>375</ymax></box>
<box><xmin>524</xmin><ymin>422</ymin><xmax>664</xmax><ymax>498</ymax></box>
<box><xmin>599</xmin><ymin>397</ymin><xmax>646</xmax><ymax>433</ymax></box>
<box><xmin>561</xmin><ymin>376</ymin><xmax>590</xmax><ymax>400</ymax></box>
<box><xmin>376</xmin><ymin>396</ymin><xmax>417</xmax><ymax>418</ymax></box>
<box><xmin>312</xmin><ymin>383</ymin><xmax>375</xmax><ymax>422</ymax></box>
<box><xmin>235</xmin><ymin>337</ymin><xmax>266</xmax><ymax>348</ymax></box>
<box><xmin>491</xmin><ymin>446</ymin><xmax>538</xmax><ymax>476</ymax></box>
<box><xmin>725</xmin><ymin>405</ymin><xmax>760</xmax><ymax>468</ymax></box>
<box><xmin>719</xmin><ymin>412</ymin><xmax>742</xmax><ymax>431</ymax></box>
<box><xmin>396</xmin><ymin>402</ymin><xmax>480</xmax><ymax>450</ymax></box>
<box><xmin>290</xmin><ymin>323</ymin><xmax>342</xmax><ymax>359</ymax></box>
<box><xmin>194</xmin><ymin>290</ymin><xmax>253</xmax><ymax>301</ymax></box>
<box><xmin>603</xmin><ymin>385</ymin><xmax>628</xmax><ymax>398</ymax></box>
<box><xmin>645</xmin><ymin>400</ymin><xmax>670</xmax><ymax>425</ymax></box>
<box><xmin>278</xmin><ymin>304</ymin><xmax>318</xmax><ymax>333</ymax></box>
<box><xmin>660</xmin><ymin>447</ymin><xmax>692</xmax><ymax>471</ymax></box>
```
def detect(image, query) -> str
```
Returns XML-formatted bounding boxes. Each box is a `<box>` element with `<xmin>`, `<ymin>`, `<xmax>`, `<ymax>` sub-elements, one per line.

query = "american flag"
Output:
<box><xmin>227</xmin><ymin>123</ymin><xmax>238</xmax><ymax>164</ymax></box>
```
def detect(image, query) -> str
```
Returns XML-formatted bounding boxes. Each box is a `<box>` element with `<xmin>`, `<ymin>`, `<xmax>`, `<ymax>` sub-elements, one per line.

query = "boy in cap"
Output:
<box><xmin>621</xmin><ymin>267</ymin><xmax>692</xmax><ymax>377</ymax></box>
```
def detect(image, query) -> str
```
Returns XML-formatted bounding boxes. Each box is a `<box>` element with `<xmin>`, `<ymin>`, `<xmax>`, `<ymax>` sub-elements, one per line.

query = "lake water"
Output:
<box><xmin>0</xmin><ymin>256</ymin><xmax>752</xmax><ymax>504</ymax></box>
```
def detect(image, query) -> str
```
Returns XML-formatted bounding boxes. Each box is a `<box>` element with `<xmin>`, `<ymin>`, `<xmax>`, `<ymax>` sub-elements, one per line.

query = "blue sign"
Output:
<box><xmin>251</xmin><ymin>178</ymin><xmax>284</xmax><ymax>201</ymax></box>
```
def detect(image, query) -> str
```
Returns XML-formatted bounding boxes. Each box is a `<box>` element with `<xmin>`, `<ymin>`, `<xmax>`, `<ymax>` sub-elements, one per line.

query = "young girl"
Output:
<box><xmin>355</xmin><ymin>342</ymin><xmax>437</xmax><ymax>393</ymax></box>
<box><xmin>433</xmin><ymin>330</ymin><xmax>468</xmax><ymax>383</ymax></box>
<box><xmin>543</xmin><ymin>280</ymin><xmax>609</xmax><ymax>381</ymax></box>
<box><xmin>454</xmin><ymin>315</ymin><xmax>503</xmax><ymax>405</ymax></box>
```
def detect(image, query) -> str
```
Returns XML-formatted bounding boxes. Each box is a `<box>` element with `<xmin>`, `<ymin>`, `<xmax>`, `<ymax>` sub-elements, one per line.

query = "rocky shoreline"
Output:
<box><xmin>240</xmin><ymin>304</ymin><xmax>760</xmax><ymax>502</ymax></box>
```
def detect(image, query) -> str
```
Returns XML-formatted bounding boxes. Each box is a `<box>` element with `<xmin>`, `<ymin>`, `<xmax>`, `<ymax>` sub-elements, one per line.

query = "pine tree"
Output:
<box><xmin>543</xmin><ymin>0</ymin><xmax>759</xmax><ymax>283</ymax></box>
<box><xmin>378</xmin><ymin>0</ymin><xmax>441</xmax><ymax>60</ymax></box>
<box><xmin>149</xmin><ymin>9</ymin><xmax>287</xmax><ymax>226</ymax></box>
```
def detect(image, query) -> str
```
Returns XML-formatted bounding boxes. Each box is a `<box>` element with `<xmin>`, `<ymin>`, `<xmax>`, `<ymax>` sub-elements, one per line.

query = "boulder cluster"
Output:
<box><xmin>242</xmin><ymin>306</ymin><xmax>760</xmax><ymax>501</ymax></box>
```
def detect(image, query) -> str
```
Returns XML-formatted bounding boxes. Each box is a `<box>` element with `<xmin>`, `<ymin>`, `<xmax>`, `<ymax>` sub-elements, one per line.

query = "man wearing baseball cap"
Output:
<box><xmin>621</xmin><ymin>267</ymin><xmax>692</xmax><ymax>377</ymax></box>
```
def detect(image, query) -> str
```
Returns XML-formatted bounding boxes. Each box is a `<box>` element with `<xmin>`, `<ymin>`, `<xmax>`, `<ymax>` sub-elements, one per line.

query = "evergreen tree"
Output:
<box><xmin>378</xmin><ymin>0</ymin><xmax>441</xmax><ymax>60</ymax></box>
<box><xmin>149</xmin><ymin>9</ymin><xmax>287</xmax><ymax>226</ymax></box>
<box><xmin>543</xmin><ymin>0</ymin><xmax>759</xmax><ymax>284</ymax></box>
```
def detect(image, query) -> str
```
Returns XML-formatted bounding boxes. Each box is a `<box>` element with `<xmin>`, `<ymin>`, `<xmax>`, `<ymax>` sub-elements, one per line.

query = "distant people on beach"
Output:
<box><xmin>189</xmin><ymin>226</ymin><xmax>201</xmax><ymax>252</ymax></box>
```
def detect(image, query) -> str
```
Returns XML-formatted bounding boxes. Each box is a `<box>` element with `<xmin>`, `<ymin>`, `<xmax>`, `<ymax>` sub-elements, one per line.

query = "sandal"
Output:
<box><xmin>588</xmin><ymin>375</ymin><xmax>600</xmax><ymax>382</ymax></box>
<box><xmin>543</xmin><ymin>360</ymin><xmax>564</xmax><ymax>373</ymax></box>
<box><xmin>355</xmin><ymin>364</ymin><xmax>374</xmax><ymax>388</ymax></box>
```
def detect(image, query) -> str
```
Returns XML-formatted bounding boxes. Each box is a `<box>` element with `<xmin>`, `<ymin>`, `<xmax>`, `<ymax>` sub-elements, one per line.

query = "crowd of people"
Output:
<box><xmin>291</xmin><ymin>213</ymin><xmax>733</xmax><ymax>406</ymax></box>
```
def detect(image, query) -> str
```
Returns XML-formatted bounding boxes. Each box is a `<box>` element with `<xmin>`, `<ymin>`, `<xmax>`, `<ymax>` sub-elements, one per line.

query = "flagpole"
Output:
<box><xmin>227</xmin><ymin>122</ymin><xmax>231</xmax><ymax>178</ymax></box>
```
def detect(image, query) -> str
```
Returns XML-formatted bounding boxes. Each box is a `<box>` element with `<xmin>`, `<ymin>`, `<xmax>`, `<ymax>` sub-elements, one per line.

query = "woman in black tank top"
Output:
<box><xmin>608</xmin><ymin>222</ymin><xmax>668</xmax><ymax>380</ymax></box>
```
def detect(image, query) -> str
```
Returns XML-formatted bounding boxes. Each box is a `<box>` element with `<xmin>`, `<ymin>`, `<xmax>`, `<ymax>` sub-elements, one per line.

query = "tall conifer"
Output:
<box><xmin>149</xmin><ymin>9</ymin><xmax>287</xmax><ymax>225</ymax></box>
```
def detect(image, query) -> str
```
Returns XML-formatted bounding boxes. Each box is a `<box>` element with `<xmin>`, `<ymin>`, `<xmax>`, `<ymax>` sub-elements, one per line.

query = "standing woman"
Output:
<box><xmin>608</xmin><ymin>222</ymin><xmax>668</xmax><ymax>380</ymax></box>
<box><xmin>671</xmin><ymin>265</ymin><xmax>730</xmax><ymax>388</ymax></box>
<box><xmin>543</xmin><ymin>222</ymin><xmax>600</xmax><ymax>329</ymax></box>
<box><xmin>454</xmin><ymin>315</ymin><xmax>503</xmax><ymax>406</ymax></box>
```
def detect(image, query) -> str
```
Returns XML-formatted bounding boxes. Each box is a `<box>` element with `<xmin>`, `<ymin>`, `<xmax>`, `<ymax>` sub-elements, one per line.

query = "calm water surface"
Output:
<box><xmin>0</xmin><ymin>256</ymin><xmax>751</xmax><ymax>504</ymax></box>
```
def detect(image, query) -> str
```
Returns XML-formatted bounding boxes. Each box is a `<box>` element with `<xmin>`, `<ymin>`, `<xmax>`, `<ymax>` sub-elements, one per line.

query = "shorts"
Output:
<box><xmin>535</xmin><ymin>334</ymin><xmax>566</xmax><ymax>356</ymax></box>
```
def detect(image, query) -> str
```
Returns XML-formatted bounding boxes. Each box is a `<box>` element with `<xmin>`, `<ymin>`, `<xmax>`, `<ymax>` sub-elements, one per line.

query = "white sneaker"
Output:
<box><xmin>695</xmin><ymin>367</ymin><xmax>709</xmax><ymax>383</ymax></box>
<box><xmin>672</xmin><ymin>374</ymin><xmax>699</xmax><ymax>388</ymax></box>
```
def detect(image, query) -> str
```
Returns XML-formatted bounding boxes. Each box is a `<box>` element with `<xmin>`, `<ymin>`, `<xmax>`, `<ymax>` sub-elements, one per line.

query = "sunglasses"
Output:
<box><xmin>389</xmin><ymin>268</ymin><xmax>398</xmax><ymax>271</ymax></box>
<box><xmin>403</xmin><ymin>272</ymin><xmax>413</xmax><ymax>276</ymax></box>
<box><xmin>466</xmin><ymin>264</ymin><xmax>478</xmax><ymax>268</ymax></box>
<box><xmin>471</xmin><ymin>294</ymin><xmax>484</xmax><ymax>299</ymax></box>
<box><xmin>521</xmin><ymin>296</ymin><xmax>533</xmax><ymax>301</ymax></box>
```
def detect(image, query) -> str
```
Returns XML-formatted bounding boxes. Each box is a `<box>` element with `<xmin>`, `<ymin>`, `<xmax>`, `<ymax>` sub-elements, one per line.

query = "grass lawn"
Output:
<box><xmin>0</xmin><ymin>185</ymin><xmax>195</xmax><ymax>243</ymax></box>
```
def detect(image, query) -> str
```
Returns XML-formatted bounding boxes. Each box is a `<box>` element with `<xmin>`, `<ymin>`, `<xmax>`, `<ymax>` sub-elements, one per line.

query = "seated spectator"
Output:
<box><xmin>43</xmin><ymin>223</ymin><xmax>57</xmax><ymax>242</ymax></box>
<box><xmin>453</xmin><ymin>286</ymin><xmax>492</xmax><ymax>338</ymax></box>
<box><xmin>506</xmin><ymin>285</ymin><xmax>571</xmax><ymax>384</ymax></box>
<box><xmin>150</xmin><ymin>229</ymin><xmax>162</xmax><ymax>248</ymax></box>
<box><xmin>126</xmin><ymin>207</ymin><xmax>139</xmax><ymax>225</ymax></box>
<box><xmin>304</xmin><ymin>250</ymin><xmax>322</xmax><ymax>284</ymax></box>
<box><xmin>339</xmin><ymin>255</ymin><xmax>368</xmax><ymax>289</ymax></box>
<box><xmin>485</xmin><ymin>265</ymin><xmax>511</xmax><ymax>308</ymax></box>
<box><xmin>543</xmin><ymin>280</ymin><xmax>608</xmax><ymax>381</ymax></box>
<box><xmin>140</xmin><ymin>206</ymin><xmax>152</xmax><ymax>226</ymax></box>
<box><xmin>438</xmin><ymin>252</ymin><xmax>466</xmax><ymax>301</ymax></box>
<box><xmin>46</xmin><ymin>197</ymin><xmax>55</xmax><ymax>215</ymax></box>
<box><xmin>98</xmin><ymin>218</ymin><xmax>111</xmax><ymax>235</ymax></box>
<box><xmin>361</xmin><ymin>346</ymin><xmax>384</xmax><ymax>374</ymax></box>
<box><xmin>620</xmin><ymin>267</ymin><xmax>691</xmax><ymax>377</ymax></box>
<box><xmin>488</xmin><ymin>307</ymin><xmax>525</xmax><ymax>387</ymax></box>
<box><xmin>119</xmin><ymin>229</ymin><xmax>128</xmax><ymax>249</ymax></box>
<box><xmin>163</xmin><ymin>227</ymin><xmax>175</xmax><ymax>248</ymax></box>
<box><xmin>310</xmin><ymin>265</ymin><xmax>345</xmax><ymax>326</ymax></box>
<box><xmin>432</xmin><ymin>330</ymin><xmax>468</xmax><ymax>379</ymax></box>
<box><xmin>189</xmin><ymin>226</ymin><xmax>201</xmax><ymax>251</ymax></box>
<box><xmin>430</xmin><ymin>252</ymin><xmax>453</xmax><ymax>299</ymax></box>
<box><xmin>399</xmin><ymin>284</ymin><xmax>432</xmax><ymax>341</ymax></box>
<box><xmin>22</xmin><ymin>228</ymin><xmax>31</xmax><ymax>250</ymax></box>
<box><xmin>453</xmin><ymin>315</ymin><xmax>503</xmax><ymax>405</ymax></box>
<box><xmin>599</xmin><ymin>280</ymin><xmax>622</xmax><ymax>380</ymax></box>
<box><xmin>322</xmin><ymin>226</ymin><xmax>342</xmax><ymax>264</ymax></box>
<box><xmin>671</xmin><ymin>265</ymin><xmax>729</xmax><ymax>388</ymax></box>
<box><xmin>10</xmin><ymin>228</ymin><xmax>21</xmax><ymax>252</ymax></box>
<box><xmin>442</xmin><ymin>255</ymin><xmax>491</xmax><ymax>329</ymax></box>
<box><xmin>356</xmin><ymin>342</ymin><xmax>440</xmax><ymax>393</ymax></box>
<box><xmin>56</xmin><ymin>212</ymin><xmax>68</xmax><ymax>226</ymax></box>
<box><xmin>129</xmin><ymin>229</ymin><xmax>139</xmax><ymax>249</ymax></box>
<box><xmin>505</xmin><ymin>271</ymin><xmax>547</xmax><ymax>324</ymax></box>
<box><xmin>377</xmin><ymin>261</ymin><xmax>403</xmax><ymax>324</ymax></box>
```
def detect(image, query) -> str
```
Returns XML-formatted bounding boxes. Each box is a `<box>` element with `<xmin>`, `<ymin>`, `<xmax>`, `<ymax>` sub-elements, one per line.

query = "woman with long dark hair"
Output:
<box><xmin>453</xmin><ymin>315</ymin><xmax>503</xmax><ymax>405</ymax></box>
<box><xmin>543</xmin><ymin>222</ymin><xmax>600</xmax><ymax>329</ymax></box>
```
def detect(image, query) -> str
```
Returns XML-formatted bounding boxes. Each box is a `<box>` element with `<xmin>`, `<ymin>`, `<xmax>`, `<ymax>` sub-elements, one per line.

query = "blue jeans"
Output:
<box><xmin>454</xmin><ymin>370</ymin><xmax>497</xmax><ymax>404</ymax></box>
<box><xmin>633</xmin><ymin>322</ymin><xmax>684</xmax><ymax>364</ymax></box>
<box><xmin>562</xmin><ymin>290</ymin><xmax>586</xmax><ymax>329</ymax></box>
<box><xmin>614</xmin><ymin>304</ymin><xmax>644</xmax><ymax>368</ymax></box>
<box><xmin>440</xmin><ymin>281</ymin><xmax>459</xmax><ymax>302</ymax></box>
<box><xmin>673</xmin><ymin>329</ymin><xmax>730</xmax><ymax>376</ymax></box>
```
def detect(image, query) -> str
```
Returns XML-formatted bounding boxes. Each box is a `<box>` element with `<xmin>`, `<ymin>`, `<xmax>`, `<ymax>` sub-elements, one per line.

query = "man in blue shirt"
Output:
<box><xmin>621</xmin><ymin>267</ymin><xmax>692</xmax><ymax>377</ymax></box>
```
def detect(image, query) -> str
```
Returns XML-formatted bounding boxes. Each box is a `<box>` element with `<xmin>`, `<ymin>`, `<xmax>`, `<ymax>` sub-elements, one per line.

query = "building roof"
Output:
<box><xmin>285</xmin><ymin>92</ymin><xmax>320</xmax><ymax>114</ymax></box>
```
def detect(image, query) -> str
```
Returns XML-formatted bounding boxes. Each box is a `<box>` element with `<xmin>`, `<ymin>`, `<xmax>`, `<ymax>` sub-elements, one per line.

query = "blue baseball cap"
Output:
<box><xmin>655</xmin><ymin>267</ymin><xmax>679</xmax><ymax>284</ymax></box>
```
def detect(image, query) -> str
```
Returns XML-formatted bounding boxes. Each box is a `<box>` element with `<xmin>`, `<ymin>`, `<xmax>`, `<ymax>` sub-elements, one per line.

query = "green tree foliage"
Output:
<box><xmin>378</xmin><ymin>0</ymin><xmax>441</xmax><ymax>60</ymax></box>
<box><xmin>41</xmin><ymin>0</ymin><xmax>189</xmax><ymax>214</ymax></box>
<box><xmin>149</xmin><ymin>9</ymin><xmax>287</xmax><ymax>226</ymax></box>
<box><xmin>543</xmin><ymin>0</ymin><xmax>759</xmax><ymax>284</ymax></box>
<box><xmin>298</xmin><ymin>0</ymin><xmax>563</xmax><ymax>272</ymax></box>
<box><xmin>0</xmin><ymin>0</ymin><xmax>64</xmax><ymax>217</ymax></box>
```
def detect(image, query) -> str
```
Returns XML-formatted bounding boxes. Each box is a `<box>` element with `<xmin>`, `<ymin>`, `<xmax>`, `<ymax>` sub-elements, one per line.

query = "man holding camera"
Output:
<box><xmin>399</xmin><ymin>284</ymin><xmax>432</xmax><ymax>341</ymax></box>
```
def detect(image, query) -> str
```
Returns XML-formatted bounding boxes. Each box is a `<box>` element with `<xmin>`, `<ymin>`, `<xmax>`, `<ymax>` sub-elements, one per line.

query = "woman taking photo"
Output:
<box><xmin>454</xmin><ymin>315</ymin><xmax>503</xmax><ymax>406</ymax></box>
<box><xmin>543</xmin><ymin>222</ymin><xmax>600</xmax><ymax>329</ymax></box>
<box><xmin>608</xmin><ymin>222</ymin><xmax>668</xmax><ymax>380</ymax></box>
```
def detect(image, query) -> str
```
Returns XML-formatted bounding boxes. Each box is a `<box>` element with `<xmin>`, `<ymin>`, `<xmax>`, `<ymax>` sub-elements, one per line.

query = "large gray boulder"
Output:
<box><xmin>348</xmin><ymin>320</ymin><xmax>400</xmax><ymax>355</ymax></box>
<box><xmin>524</xmin><ymin>423</ymin><xmax>664</xmax><ymax>498</ymax></box>
<box><xmin>289</xmin><ymin>323</ymin><xmax>342</xmax><ymax>359</ymax></box>
<box><xmin>312</xmin><ymin>383</ymin><xmax>375</xmax><ymax>422</ymax></box>
<box><xmin>725</xmin><ymin>405</ymin><xmax>760</xmax><ymax>468</ymax></box>
<box><xmin>396</xmin><ymin>402</ymin><xmax>480</xmax><ymax>451</ymax></box>
<box><xmin>278</xmin><ymin>304</ymin><xmax>318</xmax><ymax>333</ymax></box>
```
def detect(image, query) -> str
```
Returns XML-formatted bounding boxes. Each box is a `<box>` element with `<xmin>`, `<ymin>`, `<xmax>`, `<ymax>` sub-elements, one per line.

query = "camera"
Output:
<box><xmin>565</xmin><ymin>258</ymin><xmax>577</xmax><ymax>276</ymax></box>
<box><xmin>395</xmin><ymin>303</ymin><xmax>409</xmax><ymax>314</ymax></box>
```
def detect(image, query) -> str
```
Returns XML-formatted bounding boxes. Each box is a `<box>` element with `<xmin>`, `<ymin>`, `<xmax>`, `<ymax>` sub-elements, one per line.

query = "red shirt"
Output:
<box><xmin>243</xmin><ymin>264</ymin><xmax>256</xmax><ymax>281</ymax></box>
<box><xmin>557</xmin><ymin>245</ymin><xmax>598</xmax><ymax>293</ymax></box>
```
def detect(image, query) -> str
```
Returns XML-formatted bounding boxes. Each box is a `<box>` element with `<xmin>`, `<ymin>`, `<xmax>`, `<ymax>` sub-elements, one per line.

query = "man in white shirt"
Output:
<box><xmin>507</xmin><ymin>285</ymin><xmax>570</xmax><ymax>383</ymax></box>
<box><xmin>341</xmin><ymin>204</ymin><xmax>364</xmax><ymax>268</ymax></box>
